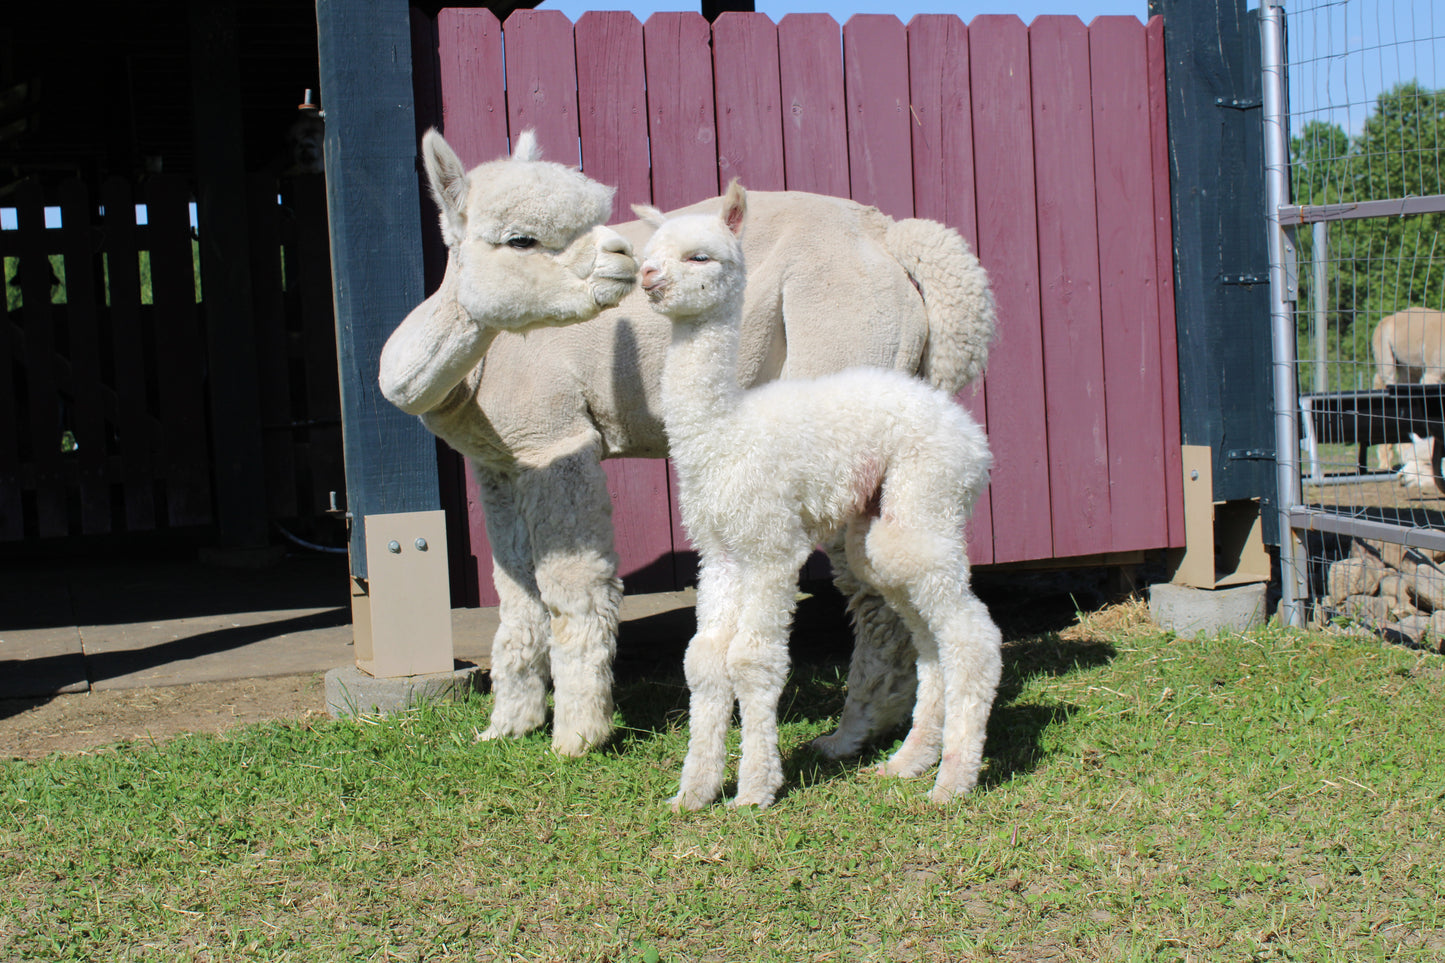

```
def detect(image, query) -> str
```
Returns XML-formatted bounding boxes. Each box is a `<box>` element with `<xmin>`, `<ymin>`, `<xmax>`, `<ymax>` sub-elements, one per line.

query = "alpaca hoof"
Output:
<box><xmin>552</xmin><ymin>725</ymin><xmax>609</xmax><ymax>757</ymax></box>
<box><xmin>879</xmin><ymin>752</ymin><xmax>935</xmax><ymax>779</ymax></box>
<box><xmin>669</xmin><ymin>791</ymin><xmax>713</xmax><ymax>812</ymax></box>
<box><xmin>928</xmin><ymin>781</ymin><xmax>972</xmax><ymax>805</ymax></box>
<box><xmin>727</xmin><ymin>791</ymin><xmax>775</xmax><ymax>810</ymax></box>
<box><xmin>478</xmin><ymin>722</ymin><xmax>528</xmax><ymax>742</ymax></box>
<box><xmin>930</xmin><ymin>754</ymin><xmax>980</xmax><ymax>801</ymax></box>
<box><xmin>810</xmin><ymin>730</ymin><xmax>864</xmax><ymax>760</ymax></box>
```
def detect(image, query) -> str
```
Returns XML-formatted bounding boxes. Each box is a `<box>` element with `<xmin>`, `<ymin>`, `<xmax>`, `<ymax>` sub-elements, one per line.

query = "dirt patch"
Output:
<box><xmin>0</xmin><ymin>674</ymin><xmax>329</xmax><ymax>761</ymax></box>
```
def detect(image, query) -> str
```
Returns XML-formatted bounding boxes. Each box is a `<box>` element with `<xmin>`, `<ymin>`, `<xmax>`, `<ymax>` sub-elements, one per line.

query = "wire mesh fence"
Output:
<box><xmin>1271</xmin><ymin>0</ymin><xmax>1445</xmax><ymax>642</ymax></box>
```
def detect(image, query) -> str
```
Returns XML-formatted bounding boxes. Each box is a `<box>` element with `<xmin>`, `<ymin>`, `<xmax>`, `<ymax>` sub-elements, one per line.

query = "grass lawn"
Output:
<box><xmin>2</xmin><ymin>600</ymin><xmax>1442</xmax><ymax>962</ymax></box>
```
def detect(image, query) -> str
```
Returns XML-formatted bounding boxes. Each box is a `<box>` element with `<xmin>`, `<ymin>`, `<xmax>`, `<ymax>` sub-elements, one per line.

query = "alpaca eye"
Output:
<box><xmin>687</xmin><ymin>254</ymin><xmax>710</xmax><ymax>262</ymax></box>
<box><xmin>507</xmin><ymin>236</ymin><xmax>538</xmax><ymax>250</ymax></box>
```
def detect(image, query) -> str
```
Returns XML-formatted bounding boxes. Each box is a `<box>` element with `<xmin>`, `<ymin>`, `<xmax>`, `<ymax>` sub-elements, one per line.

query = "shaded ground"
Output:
<box><xmin>0</xmin><ymin>568</ymin><xmax>1125</xmax><ymax>762</ymax></box>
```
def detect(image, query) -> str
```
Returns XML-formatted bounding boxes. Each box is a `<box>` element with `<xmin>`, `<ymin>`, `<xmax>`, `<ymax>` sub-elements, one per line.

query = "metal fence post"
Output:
<box><xmin>1260</xmin><ymin>0</ymin><xmax>1305</xmax><ymax>626</ymax></box>
<box><xmin>1312</xmin><ymin>221</ymin><xmax>1328</xmax><ymax>395</ymax></box>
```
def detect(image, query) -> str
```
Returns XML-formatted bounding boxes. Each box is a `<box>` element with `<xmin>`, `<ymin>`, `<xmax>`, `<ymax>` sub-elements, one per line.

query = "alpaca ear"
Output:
<box><xmin>512</xmin><ymin>129</ymin><xmax>542</xmax><ymax>162</ymax></box>
<box><xmin>422</xmin><ymin>129</ymin><xmax>468</xmax><ymax>234</ymax></box>
<box><xmin>720</xmin><ymin>178</ymin><xmax>747</xmax><ymax>236</ymax></box>
<box><xmin>631</xmin><ymin>204</ymin><xmax>666</xmax><ymax>229</ymax></box>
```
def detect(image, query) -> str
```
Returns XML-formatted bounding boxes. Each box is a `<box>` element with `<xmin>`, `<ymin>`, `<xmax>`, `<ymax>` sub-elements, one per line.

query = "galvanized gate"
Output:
<box><xmin>1264</xmin><ymin>0</ymin><xmax>1445</xmax><ymax>638</ymax></box>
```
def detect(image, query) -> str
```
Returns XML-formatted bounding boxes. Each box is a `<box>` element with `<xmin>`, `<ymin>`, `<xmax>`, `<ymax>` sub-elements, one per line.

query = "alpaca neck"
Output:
<box><xmin>660</xmin><ymin>300</ymin><xmax>745</xmax><ymax>446</ymax></box>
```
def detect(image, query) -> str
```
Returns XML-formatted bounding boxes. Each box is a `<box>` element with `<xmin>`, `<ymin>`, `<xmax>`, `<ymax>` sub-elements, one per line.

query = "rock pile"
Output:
<box><xmin>1325</xmin><ymin>539</ymin><xmax>1445</xmax><ymax>648</ymax></box>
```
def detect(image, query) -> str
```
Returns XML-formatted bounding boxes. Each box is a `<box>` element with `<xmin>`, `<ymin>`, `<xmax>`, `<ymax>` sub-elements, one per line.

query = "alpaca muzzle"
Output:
<box><xmin>640</xmin><ymin>264</ymin><xmax>669</xmax><ymax>300</ymax></box>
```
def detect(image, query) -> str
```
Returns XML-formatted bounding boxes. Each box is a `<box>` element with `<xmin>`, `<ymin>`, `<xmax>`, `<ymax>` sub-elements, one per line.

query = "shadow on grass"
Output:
<box><xmin>607</xmin><ymin>576</ymin><xmax>1119</xmax><ymax>799</ymax></box>
<box><xmin>776</xmin><ymin>632</ymin><xmax>1116</xmax><ymax>798</ymax></box>
<box><xmin>978</xmin><ymin>630</ymin><xmax>1117</xmax><ymax>788</ymax></box>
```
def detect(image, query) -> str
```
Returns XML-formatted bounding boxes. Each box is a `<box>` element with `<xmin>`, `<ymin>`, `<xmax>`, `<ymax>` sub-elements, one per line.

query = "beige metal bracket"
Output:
<box><xmin>1174</xmin><ymin>445</ymin><xmax>1271</xmax><ymax>589</ymax></box>
<box><xmin>351</xmin><ymin>510</ymin><xmax>454</xmax><ymax>678</ymax></box>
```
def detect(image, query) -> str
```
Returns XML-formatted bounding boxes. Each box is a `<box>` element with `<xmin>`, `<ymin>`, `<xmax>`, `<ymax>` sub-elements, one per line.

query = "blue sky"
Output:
<box><xmin>541</xmin><ymin>0</ymin><xmax>1150</xmax><ymax>22</ymax></box>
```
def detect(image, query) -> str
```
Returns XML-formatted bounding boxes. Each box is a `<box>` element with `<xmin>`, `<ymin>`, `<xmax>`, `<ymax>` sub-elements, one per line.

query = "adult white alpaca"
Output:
<box><xmin>638</xmin><ymin>182</ymin><xmax>1002</xmax><ymax>809</ymax></box>
<box><xmin>380</xmin><ymin>129</ymin><xmax>995</xmax><ymax>758</ymax></box>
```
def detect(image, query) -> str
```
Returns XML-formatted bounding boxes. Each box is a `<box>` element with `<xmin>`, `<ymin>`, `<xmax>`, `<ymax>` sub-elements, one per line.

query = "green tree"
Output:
<box><xmin>1291</xmin><ymin>83</ymin><xmax>1445</xmax><ymax>390</ymax></box>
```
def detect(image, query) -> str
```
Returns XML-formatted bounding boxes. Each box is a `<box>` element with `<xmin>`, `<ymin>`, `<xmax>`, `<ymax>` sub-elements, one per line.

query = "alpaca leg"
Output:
<box><xmin>917</xmin><ymin>579</ymin><xmax>1002</xmax><ymax>803</ymax></box>
<box><xmin>473</xmin><ymin>468</ymin><xmax>552</xmax><ymax>741</ymax></box>
<box><xmin>809</xmin><ymin>535</ymin><xmax>918</xmax><ymax>760</ymax></box>
<box><xmin>672</xmin><ymin>568</ymin><xmax>741</xmax><ymax>810</ymax></box>
<box><xmin>855</xmin><ymin>514</ymin><xmax>970</xmax><ymax>783</ymax></box>
<box><xmin>728</xmin><ymin>569</ymin><xmax>800</xmax><ymax>808</ymax></box>
<box><xmin>875</xmin><ymin>593</ymin><xmax>945</xmax><ymax>779</ymax></box>
<box><xmin>517</xmin><ymin>442</ymin><xmax>623</xmax><ymax>756</ymax></box>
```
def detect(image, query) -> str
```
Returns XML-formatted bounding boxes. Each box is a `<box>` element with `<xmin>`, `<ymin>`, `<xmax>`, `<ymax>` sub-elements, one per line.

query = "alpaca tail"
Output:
<box><xmin>885</xmin><ymin>218</ymin><xmax>997</xmax><ymax>394</ymax></box>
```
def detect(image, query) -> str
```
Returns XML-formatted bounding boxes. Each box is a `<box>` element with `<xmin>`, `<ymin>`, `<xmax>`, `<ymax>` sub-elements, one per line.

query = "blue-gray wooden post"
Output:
<box><xmin>316</xmin><ymin>0</ymin><xmax>440</xmax><ymax>578</ymax></box>
<box><xmin>1151</xmin><ymin>0</ymin><xmax>1277</xmax><ymax>543</ymax></box>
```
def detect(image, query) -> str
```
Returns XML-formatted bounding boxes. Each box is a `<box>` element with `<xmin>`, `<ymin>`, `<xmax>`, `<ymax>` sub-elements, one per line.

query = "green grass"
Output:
<box><xmin>2</xmin><ymin>604</ymin><xmax>1443</xmax><ymax>962</ymax></box>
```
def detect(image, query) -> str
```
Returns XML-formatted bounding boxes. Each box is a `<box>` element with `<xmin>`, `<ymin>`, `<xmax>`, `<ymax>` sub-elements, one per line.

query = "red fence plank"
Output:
<box><xmin>573</xmin><ymin>12</ymin><xmax>682</xmax><ymax>594</ymax></box>
<box><xmin>462</xmin><ymin>462</ymin><xmax>497</xmax><ymax>606</ymax></box>
<box><xmin>842</xmin><ymin>15</ymin><xmax>914</xmax><ymax>219</ymax></box>
<box><xmin>605</xmin><ymin>458</ymin><xmax>678</xmax><ymax>594</ymax></box>
<box><xmin>435</xmin><ymin>6</ymin><xmax>508</xmax><ymax>604</ymax></box>
<box><xmin>1030</xmin><ymin>16</ymin><xmax>1112</xmax><ymax>558</ymax></box>
<box><xmin>1148</xmin><ymin>14</ymin><xmax>1186</xmax><ymax>549</ymax></box>
<box><xmin>437</xmin><ymin>8</ymin><xmax>508</xmax><ymax>166</ymax></box>
<box><xmin>635</xmin><ymin>12</ymin><xmax>722</xmax><ymax>589</ymax></box>
<box><xmin>644</xmin><ymin>12</ymin><xmax>719</xmax><ymax>210</ymax></box>
<box><xmin>713</xmin><ymin>13</ymin><xmax>786</xmax><ymax>192</ymax></box>
<box><xmin>505</xmin><ymin>10</ymin><xmax>581</xmax><ymax>163</ymax></box>
<box><xmin>777</xmin><ymin>14</ymin><xmax>849</xmax><ymax>197</ymax></box>
<box><xmin>1092</xmin><ymin>15</ymin><xmax>1169</xmax><ymax>553</ymax></box>
<box><xmin>576</xmin><ymin>12</ymin><xmax>651</xmax><ymax>219</ymax></box>
<box><xmin>970</xmin><ymin>15</ymin><xmax>1052</xmax><ymax>564</ymax></box>
<box><xmin>57</xmin><ymin>179</ymin><xmax>111</xmax><ymax>534</ymax></box>
<box><xmin>906</xmin><ymin>13</ymin><xmax>991</xmax><ymax>565</ymax></box>
<box><xmin>907</xmin><ymin>15</ymin><xmax>978</xmax><ymax>247</ymax></box>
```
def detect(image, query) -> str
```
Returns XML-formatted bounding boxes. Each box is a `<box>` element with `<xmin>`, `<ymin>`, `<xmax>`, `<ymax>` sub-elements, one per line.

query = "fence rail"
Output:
<box><xmin>414</xmin><ymin>8</ymin><xmax>1184</xmax><ymax>606</ymax></box>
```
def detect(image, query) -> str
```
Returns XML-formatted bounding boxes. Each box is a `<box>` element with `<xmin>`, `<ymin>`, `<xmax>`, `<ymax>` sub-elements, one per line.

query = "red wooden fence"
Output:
<box><xmin>414</xmin><ymin>9</ymin><xmax>1184</xmax><ymax>607</ymax></box>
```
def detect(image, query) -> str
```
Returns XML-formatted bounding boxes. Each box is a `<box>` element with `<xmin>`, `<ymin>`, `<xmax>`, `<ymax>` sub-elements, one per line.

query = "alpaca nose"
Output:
<box><xmin>640</xmin><ymin>264</ymin><xmax>662</xmax><ymax>290</ymax></box>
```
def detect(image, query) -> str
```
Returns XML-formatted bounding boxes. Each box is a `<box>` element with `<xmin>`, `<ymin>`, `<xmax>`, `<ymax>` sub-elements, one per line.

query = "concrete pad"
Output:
<box><xmin>0</xmin><ymin>624</ymin><xmax>88</xmax><ymax>698</ymax></box>
<box><xmin>82</xmin><ymin>606</ymin><xmax>354</xmax><ymax>690</ymax></box>
<box><xmin>0</xmin><ymin>566</ymin><xmax>88</xmax><ymax>697</ymax></box>
<box><xmin>1149</xmin><ymin>581</ymin><xmax>1269</xmax><ymax>636</ymax></box>
<box><xmin>450</xmin><ymin>606</ymin><xmax>499</xmax><ymax>668</ymax></box>
<box><xmin>324</xmin><ymin>662</ymin><xmax>483</xmax><ymax>718</ymax></box>
<box><xmin>1</xmin><ymin>548</ymin><xmax>709</xmax><ymax>701</ymax></box>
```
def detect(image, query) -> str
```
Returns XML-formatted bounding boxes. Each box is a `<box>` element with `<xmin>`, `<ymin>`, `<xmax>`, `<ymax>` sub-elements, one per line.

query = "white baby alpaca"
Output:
<box><xmin>639</xmin><ymin>183</ymin><xmax>1003</xmax><ymax>809</ymax></box>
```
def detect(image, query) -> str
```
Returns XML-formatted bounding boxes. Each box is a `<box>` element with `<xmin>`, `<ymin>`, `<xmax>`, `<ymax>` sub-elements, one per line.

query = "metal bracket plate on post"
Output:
<box><xmin>351</xmin><ymin>510</ymin><xmax>453</xmax><ymax>678</ymax></box>
<box><xmin>1174</xmin><ymin>445</ymin><xmax>1272</xmax><ymax>589</ymax></box>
